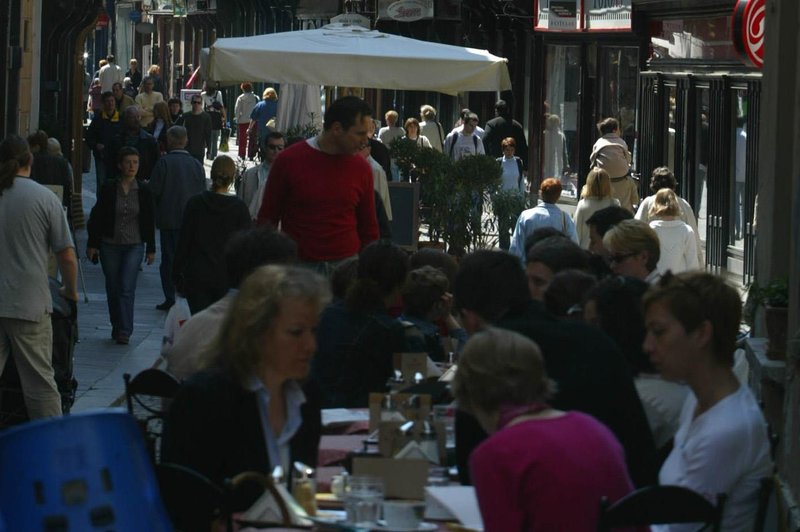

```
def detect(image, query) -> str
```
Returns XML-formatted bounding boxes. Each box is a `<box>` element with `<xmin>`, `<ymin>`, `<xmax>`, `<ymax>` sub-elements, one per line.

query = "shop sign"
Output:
<box><xmin>331</xmin><ymin>13</ymin><xmax>371</xmax><ymax>28</ymax></box>
<box><xmin>535</xmin><ymin>0</ymin><xmax>580</xmax><ymax>31</ymax></box>
<box><xmin>378</xmin><ymin>0</ymin><xmax>433</xmax><ymax>21</ymax></box>
<box><xmin>585</xmin><ymin>0</ymin><xmax>632</xmax><ymax>31</ymax></box>
<box><xmin>732</xmin><ymin>0</ymin><xmax>765</xmax><ymax>69</ymax></box>
<box><xmin>129</xmin><ymin>10</ymin><xmax>142</xmax><ymax>23</ymax></box>
<box><xmin>96</xmin><ymin>12</ymin><xmax>109</xmax><ymax>28</ymax></box>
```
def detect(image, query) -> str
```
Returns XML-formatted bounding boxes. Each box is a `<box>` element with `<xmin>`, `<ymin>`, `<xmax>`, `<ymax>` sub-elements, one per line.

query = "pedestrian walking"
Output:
<box><xmin>0</xmin><ymin>135</ymin><xmax>78</xmax><ymax>419</ymax></box>
<box><xmin>173</xmin><ymin>155</ymin><xmax>251</xmax><ymax>314</ymax></box>
<box><xmin>149</xmin><ymin>126</ymin><xmax>207</xmax><ymax>312</ymax></box>
<box><xmin>234</xmin><ymin>82</ymin><xmax>260</xmax><ymax>160</ymax></box>
<box><xmin>86</xmin><ymin>147</ymin><xmax>156</xmax><ymax>345</ymax></box>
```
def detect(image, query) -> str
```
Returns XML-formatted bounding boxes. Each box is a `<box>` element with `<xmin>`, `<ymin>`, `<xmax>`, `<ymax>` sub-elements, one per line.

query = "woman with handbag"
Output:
<box><xmin>86</xmin><ymin>147</ymin><xmax>156</xmax><ymax>345</ymax></box>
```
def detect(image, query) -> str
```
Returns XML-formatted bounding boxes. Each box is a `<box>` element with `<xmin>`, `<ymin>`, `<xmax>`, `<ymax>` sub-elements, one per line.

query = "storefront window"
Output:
<box><xmin>731</xmin><ymin>90</ymin><xmax>748</xmax><ymax>249</ymax></box>
<box><xmin>649</xmin><ymin>16</ymin><xmax>739</xmax><ymax>61</ymax></box>
<box><xmin>543</xmin><ymin>45</ymin><xmax>581</xmax><ymax>198</ymax></box>
<box><xmin>666</xmin><ymin>85</ymin><xmax>678</xmax><ymax>176</ymax></box>
<box><xmin>694</xmin><ymin>89</ymin><xmax>710</xmax><ymax>244</ymax></box>
<box><xmin>599</xmin><ymin>47</ymin><xmax>638</xmax><ymax>151</ymax></box>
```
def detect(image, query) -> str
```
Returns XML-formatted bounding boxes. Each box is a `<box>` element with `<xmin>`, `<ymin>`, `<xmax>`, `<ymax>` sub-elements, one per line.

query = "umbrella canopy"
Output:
<box><xmin>207</xmin><ymin>23</ymin><xmax>511</xmax><ymax>96</ymax></box>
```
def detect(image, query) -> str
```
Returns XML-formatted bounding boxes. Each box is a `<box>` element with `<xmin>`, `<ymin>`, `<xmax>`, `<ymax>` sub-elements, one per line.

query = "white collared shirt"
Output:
<box><xmin>246</xmin><ymin>377</ymin><xmax>307</xmax><ymax>474</ymax></box>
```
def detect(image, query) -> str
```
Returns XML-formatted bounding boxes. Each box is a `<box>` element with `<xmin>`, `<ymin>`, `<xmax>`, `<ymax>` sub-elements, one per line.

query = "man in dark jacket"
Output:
<box><xmin>149</xmin><ymin>126</ymin><xmax>207</xmax><ymax>311</ymax></box>
<box><xmin>182</xmin><ymin>94</ymin><xmax>212</xmax><ymax>163</ymax></box>
<box><xmin>105</xmin><ymin>106</ymin><xmax>160</xmax><ymax>181</ymax></box>
<box><xmin>452</xmin><ymin>250</ymin><xmax>658</xmax><ymax>488</ymax></box>
<box><xmin>482</xmin><ymin>99</ymin><xmax>529</xmax><ymax>167</ymax></box>
<box><xmin>85</xmin><ymin>91</ymin><xmax>123</xmax><ymax>190</ymax></box>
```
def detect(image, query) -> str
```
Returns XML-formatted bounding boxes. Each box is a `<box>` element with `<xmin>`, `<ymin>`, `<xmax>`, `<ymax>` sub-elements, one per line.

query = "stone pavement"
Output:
<box><xmin>71</xmin><ymin>135</ymin><xmax>253</xmax><ymax>412</ymax></box>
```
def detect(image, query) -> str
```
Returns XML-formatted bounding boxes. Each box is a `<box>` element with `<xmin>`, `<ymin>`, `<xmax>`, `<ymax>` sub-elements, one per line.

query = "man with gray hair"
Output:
<box><xmin>149</xmin><ymin>125</ymin><xmax>207</xmax><ymax>311</ymax></box>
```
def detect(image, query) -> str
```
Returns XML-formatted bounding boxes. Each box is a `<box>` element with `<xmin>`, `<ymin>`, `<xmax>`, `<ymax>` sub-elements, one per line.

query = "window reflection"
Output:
<box><xmin>695</xmin><ymin>90</ymin><xmax>710</xmax><ymax>244</ymax></box>
<box><xmin>732</xmin><ymin>91</ymin><xmax>748</xmax><ymax>249</ymax></box>
<box><xmin>543</xmin><ymin>45</ymin><xmax>580</xmax><ymax>197</ymax></box>
<box><xmin>649</xmin><ymin>16</ymin><xmax>738</xmax><ymax>60</ymax></box>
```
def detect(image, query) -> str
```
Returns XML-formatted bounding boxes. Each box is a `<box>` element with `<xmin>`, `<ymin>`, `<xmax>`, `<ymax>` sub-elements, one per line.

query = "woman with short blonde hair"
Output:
<box><xmin>647</xmin><ymin>187</ymin><xmax>699</xmax><ymax>275</ymax></box>
<box><xmin>573</xmin><ymin>167</ymin><xmax>619</xmax><ymax>249</ymax></box>
<box><xmin>603</xmin><ymin>219</ymin><xmax>661</xmax><ymax>283</ymax></box>
<box><xmin>454</xmin><ymin>327</ymin><xmax>634</xmax><ymax>531</ymax></box>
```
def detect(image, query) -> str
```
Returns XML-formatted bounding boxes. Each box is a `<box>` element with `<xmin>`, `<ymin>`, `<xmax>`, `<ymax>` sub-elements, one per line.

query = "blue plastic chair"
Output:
<box><xmin>0</xmin><ymin>410</ymin><xmax>171</xmax><ymax>531</ymax></box>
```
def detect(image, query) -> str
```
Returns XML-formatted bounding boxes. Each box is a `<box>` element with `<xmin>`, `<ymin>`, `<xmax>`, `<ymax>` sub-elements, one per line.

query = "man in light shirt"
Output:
<box><xmin>444</xmin><ymin>112</ymin><xmax>485</xmax><ymax>161</ymax></box>
<box><xmin>98</xmin><ymin>54</ymin><xmax>123</xmax><ymax>92</ymax></box>
<box><xmin>241</xmin><ymin>131</ymin><xmax>285</xmax><ymax>219</ymax></box>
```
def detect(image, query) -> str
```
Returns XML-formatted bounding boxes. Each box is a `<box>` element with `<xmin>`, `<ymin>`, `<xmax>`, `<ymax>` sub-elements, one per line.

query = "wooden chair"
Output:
<box><xmin>597</xmin><ymin>485</ymin><xmax>726</xmax><ymax>532</ymax></box>
<box><xmin>123</xmin><ymin>369</ymin><xmax>181</xmax><ymax>461</ymax></box>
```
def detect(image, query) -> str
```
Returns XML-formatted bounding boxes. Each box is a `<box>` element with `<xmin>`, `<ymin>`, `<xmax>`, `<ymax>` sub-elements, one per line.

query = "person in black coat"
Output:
<box><xmin>161</xmin><ymin>265</ymin><xmax>331</xmax><ymax>529</ymax></box>
<box><xmin>482</xmin><ymin>100</ymin><xmax>529</xmax><ymax>167</ymax></box>
<box><xmin>173</xmin><ymin>155</ymin><xmax>251</xmax><ymax>313</ymax></box>
<box><xmin>86</xmin><ymin>147</ymin><xmax>156</xmax><ymax>344</ymax></box>
<box><xmin>452</xmin><ymin>250</ymin><xmax>659</xmax><ymax>488</ymax></box>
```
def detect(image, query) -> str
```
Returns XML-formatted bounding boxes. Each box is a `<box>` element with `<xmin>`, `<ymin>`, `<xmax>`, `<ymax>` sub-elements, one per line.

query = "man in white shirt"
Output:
<box><xmin>449</xmin><ymin>108</ymin><xmax>485</xmax><ymax>139</ymax></box>
<box><xmin>98</xmin><ymin>54</ymin><xmax>123</xmax><ymax>93</ymax></box>
<box><xmin>444</xmin><ymin>112</ymin><xmax>485</xmax><ymax>161</ymax></box>
<box><xmin>241</xmin><ymin>131</ymin><xmax>285</xmax><ymax>219</ymax></box>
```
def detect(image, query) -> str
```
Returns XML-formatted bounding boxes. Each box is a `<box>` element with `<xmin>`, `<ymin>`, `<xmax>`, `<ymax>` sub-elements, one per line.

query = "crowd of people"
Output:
<box><xmin>0</xmin><ymin>91</ymin><xmax>773</xmax><ymax>532</ymax></box>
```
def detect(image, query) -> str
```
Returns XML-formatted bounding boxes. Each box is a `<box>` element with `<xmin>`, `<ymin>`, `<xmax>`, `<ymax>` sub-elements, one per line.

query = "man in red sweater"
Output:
<box><xmin>256</xmin><ymin>96</ymin><xmax>379</xmax><ymax>273</ymax></box>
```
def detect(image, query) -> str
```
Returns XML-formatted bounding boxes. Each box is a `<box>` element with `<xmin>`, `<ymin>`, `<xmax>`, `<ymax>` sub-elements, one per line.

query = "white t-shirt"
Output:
<box><xmin>499</xmin><ymin>156</ymin><xmax>523</xmax><ymax>192</ymax></box>
<box><xmin>654</xmin><ymin>384</ymin><xmax>772</xmax><ymax>532</ymax></box>
<box><xmin>448</xmin><ymin>133</ymin><xmax>485</xmax><ymax>161</ymax></box>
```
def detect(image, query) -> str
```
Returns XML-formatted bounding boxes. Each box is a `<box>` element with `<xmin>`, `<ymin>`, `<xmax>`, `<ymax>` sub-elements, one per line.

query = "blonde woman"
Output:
<box><xmin>173</xmin><ymin>155</ymin><xmax>251</xmax><ymax>313</ymax></box>
<box><xmin>248</xmin><ymin>87</ymin><xmax>278</xmax><ymax>142</ymax></box>
<box><xmin>648</xmin><ymin>188</ymin><xmax>699</xmax><ymax>275</ymax></box>
<box><xmin>149</xmin><ymin>101</ymin><xmax>172</xmax><ymax>152</ymax></box>
<box><xmin>162</xmin><ymin>264</ymin><xmax>330</xmax><ymax>530</ymax></box>
<box><xmin>573</xmin><ymin>167</ymin><xmax>619</xmax><ymax>249</ymax></box>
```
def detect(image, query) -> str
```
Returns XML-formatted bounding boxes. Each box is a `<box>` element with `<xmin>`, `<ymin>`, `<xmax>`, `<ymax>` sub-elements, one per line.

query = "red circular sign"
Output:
<box><xmin>732</xmin><ymin>0</ymin><xmax>765</xmax><ymax>69</ymax></box>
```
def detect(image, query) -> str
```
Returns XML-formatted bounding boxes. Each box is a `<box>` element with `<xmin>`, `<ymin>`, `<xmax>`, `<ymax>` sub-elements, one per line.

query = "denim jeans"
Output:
<box><xmin>100</xmin><ymin>243</ymin><xmax>145</xmax><ymax>337</ymax></box>
<box><xmin>208</xmin><ymin>130</ymin><xmax>220</xmax><ymax>159</ymax></box>
<box><xmin>159</xmin><ymin>229</ymin><xmax>179</xmax><ymax>305</ymax></box>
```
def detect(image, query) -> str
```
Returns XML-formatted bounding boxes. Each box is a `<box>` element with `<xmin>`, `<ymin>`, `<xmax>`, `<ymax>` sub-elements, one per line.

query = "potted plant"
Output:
<box><xmin>440</xmin><ymin>155</ymin><xmax>502</xmax><ymax>255</ymax></box>
<box><xmin>489</xmin><ymin>189</ymin><xmax>534</xmax><ymax>250</ymax></box>
<box><xmin>747</xmin><ymin>278</ymin><xmax>789</xmax><ymax>360</ymax></box>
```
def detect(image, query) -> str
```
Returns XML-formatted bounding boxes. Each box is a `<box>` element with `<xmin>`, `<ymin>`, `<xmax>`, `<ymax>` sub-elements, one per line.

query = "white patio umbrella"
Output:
<box><xmin>206</xmin><ymin>23</ymin><xmax>511</xmax><ymax>96</ymax></box>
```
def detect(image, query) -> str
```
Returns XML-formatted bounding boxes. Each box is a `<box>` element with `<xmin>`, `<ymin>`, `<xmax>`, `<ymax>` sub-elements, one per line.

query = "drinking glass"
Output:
<box><xmin>343</xmin><ymin>476</ymin><xmax>384</xmax><ymax>527</ymax></box>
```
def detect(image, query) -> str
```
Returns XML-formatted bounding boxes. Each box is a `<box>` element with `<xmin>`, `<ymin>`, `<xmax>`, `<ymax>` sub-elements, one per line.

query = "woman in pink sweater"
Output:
<box><xmin>453</xmin><ymin>327</ymin><xmax>635</xmax><ymax>531</ymax></box>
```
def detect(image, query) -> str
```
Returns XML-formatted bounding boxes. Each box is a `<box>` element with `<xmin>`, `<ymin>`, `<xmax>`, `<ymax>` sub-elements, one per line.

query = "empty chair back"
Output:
<box><xmin>597</xmin><ymin>485</ymin><xmax>726</xmax><ymax>532</ymax></box>
<box><xmin>0</xmin><ymin>410</ymin><xmax>171</xmax><ymax>531</ymax></box>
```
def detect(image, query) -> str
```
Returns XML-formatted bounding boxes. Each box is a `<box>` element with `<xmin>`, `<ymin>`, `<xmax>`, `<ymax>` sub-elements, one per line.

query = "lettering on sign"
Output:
<box><xmin>386</xmin><ymin>0</ymin><xmax>433</xmax><ymax>22</ymax></box>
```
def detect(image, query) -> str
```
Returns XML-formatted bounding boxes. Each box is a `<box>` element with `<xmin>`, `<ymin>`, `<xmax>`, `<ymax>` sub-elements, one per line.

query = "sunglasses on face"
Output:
<box><xmin>608</xmin><ymin>252</ymin><xmax>637</xmax><ymax>264</ymax></box>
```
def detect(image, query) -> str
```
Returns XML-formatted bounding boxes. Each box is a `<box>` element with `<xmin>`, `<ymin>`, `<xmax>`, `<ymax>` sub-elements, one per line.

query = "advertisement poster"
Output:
<box><xmin>536</xmin><ymin>0</ymin><xmax>580</xmax><ymax>31</ymax></box>
<box><xmin>585</xmin><ymin>0</ymin><xmax>632</xmax><ymax>30</ymax></box>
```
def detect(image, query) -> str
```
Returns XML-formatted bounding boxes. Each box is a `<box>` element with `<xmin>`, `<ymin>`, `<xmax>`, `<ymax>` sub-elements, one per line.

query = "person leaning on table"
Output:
<box><xmin>161</xmin><ymin>265</ymin><xmax>330</xmax><ymax>529</ymax></box>
<box><xmin>453</xmin><ymin>327</ymin><xmax>635</xmax><ymax>532</ymax></box>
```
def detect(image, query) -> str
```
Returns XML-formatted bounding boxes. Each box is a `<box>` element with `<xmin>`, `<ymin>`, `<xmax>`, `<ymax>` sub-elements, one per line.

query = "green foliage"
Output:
<box><xmin>284</xmin><ymin>112</ymin><xmax>320</xmax><ymax>139</ymax></box>
<box><xmin>752</xmin><ymin>278</ymin><xmax>789</xmax><ymax>308</ymax></box>
<box><xmin>489</xmin><ymin>189</ymin><xmax>534</xmax><ymax>240</ymax></box>
<box><xmin>745</xmin><ymin>278</ymin><xmax>789</xmax><ymax>325</ymax></box>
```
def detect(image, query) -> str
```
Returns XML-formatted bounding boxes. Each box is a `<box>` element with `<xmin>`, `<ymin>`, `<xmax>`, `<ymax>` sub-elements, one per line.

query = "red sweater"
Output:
<box><xmin>256</xmin><ymin>141</ymin><xmax>379</xmax><ymax>261</ymax></box>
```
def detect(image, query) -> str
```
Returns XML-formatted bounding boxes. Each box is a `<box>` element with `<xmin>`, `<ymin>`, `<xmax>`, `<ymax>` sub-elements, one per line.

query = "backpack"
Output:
<box><xmin>447</xmin><ymin>132</ymin><xmax>479</xmax><ymax>159</ymax></box>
